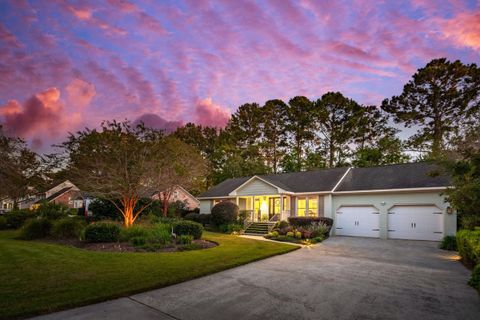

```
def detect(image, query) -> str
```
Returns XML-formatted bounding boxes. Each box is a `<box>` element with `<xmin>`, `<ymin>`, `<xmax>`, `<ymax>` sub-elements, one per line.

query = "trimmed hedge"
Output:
<box><xmin>469</xmin><ymin>264</ymin><xmax>480</xmax><ymax>292</ymax></box>
<box><xmin>456</xmin><ymin>229</ymin><xmax>480</xmax><ymax>267</ymax></box>
<box><xmin>184</xmin><ymin>213</ymin><xmax>211</xmax><ymax>226</ymax></box>
<box><xmin>173</xmin><ymin>220</ymin><xmax>203</xmax><ymax>239</ymax></box>
<box><xmin>84</xmin><ymin>222</ymin><xmax>121</xmax><ymax>243</ymax></box>
<box><xmin>4</xmin><ymin>210</ymin><xmax>37</xmax><ymax>229</ymax></box>
<box><xmin>288</xmin><ymin>217</ymin><xmax>334</xmax><ymax>228</ymax></box>
<box><xmin>439</xmin><ymin>235</ymin><xmax>457</xmax><ymax>251</ymax></box>
<box><xmin>211</xmin><ymin>201</ymin><xmax>239</xmax><ymax>226</ymax></box>
<box><xmin>51</xmin><ymin>218</ymin><xmax>86</xmax><ymax>239</ymax></box>
<box><xmin>20</xmin><ymin>218</ymin><xmax>52</xmax><ymax>240</ymax></box>
<box><xmin>0</xmin><ymin>216</ymin><xmax>6</xmax><ymax>230</ymax></box>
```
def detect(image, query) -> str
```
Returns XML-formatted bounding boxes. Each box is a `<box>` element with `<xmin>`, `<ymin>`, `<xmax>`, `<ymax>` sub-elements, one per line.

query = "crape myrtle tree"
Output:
<box><xmin>151</xmin><ymin>136</ymin><xmax>207</xmax><ymax>217</ymax></box>
<box><xmin>0</xmin><ymin>125</ymin><xmax>43</xmax><ymax>207</ymax></box>
<box><xmin>58</xmin><ymin>121</ymin><xmax>163</xmax><ymax>227</ymax></box>
<box><xmin>382</xmin><ymin>58</ymin><xmax>480</xmax><ymax>159</ymax></box>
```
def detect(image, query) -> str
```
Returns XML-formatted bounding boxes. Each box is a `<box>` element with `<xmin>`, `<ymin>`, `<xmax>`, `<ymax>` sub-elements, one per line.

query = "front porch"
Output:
<box><xmin>235</xmin><ymin>195</ymin><xmax>291</xmax><ymax>222</ymax></box>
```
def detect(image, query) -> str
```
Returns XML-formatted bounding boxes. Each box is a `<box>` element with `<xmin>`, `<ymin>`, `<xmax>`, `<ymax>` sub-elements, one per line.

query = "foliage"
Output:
<box><xmin>0</xmin><ymin>216</ymin><xmax>6</xmax><ymax>230</ymax></box>
<box><xmin>294</xmin><ymin>231</ymin><xmax>302</xmax><ymax>239</ymax></box>
<box><xmin>173</xmin><ymin>220</ymin><xmax>203</xmax><ymax>239</ymax></box>
<box><xmin>130</xmin><ymin>236</ymin><xmax>147</xmax><ymax>247</ymax></box>
<box><xmin>20</xmin><ymin>218</ymin><xmax>52</xmax><ymax>240</ymax></box>
<box><xmin>179</xmin><ymin>235</ymin><xmax>193</xmax><ymax>245</ymax></box>
<box><xmin>0</xmin><ymin>126</ymin><xmax>44</xmax><ymax>204</ymax></box>
<box><xmin>184</xmin><ymin>213</ymin><xmax>211</xmax><ymax>226</ymax></box>
<box><xmin>456</xmin><ymin>229</ymin><xmax>480</xmax><ymax>267</ymax></box>
<box><xmin>119</xmin><ymin>225</ymin><xmax>150</xmax><ymax>242</ymax></box>
<box><xmin>84</xmin><ymin>222</ymin><xmax>121</xmax><ymax>243</ymax></box>
<box><xmin>286</xmin><ymin>231</ymin><xmax>294</xmax><ymax>237</ymax></box>
<box><xmin>439</xmin><ymin>235</ymin><xmax>457</xmax><ymax>251</ymax></box>
<box><xmin>382</xmin><ymin>58</ymin><xmax>480</xmax><ymax>158</ymax></box>
<box><xmin>469</xmin><ymin>264</ymin><xmax>480</xmax><ymax>292</ymax></box>
<box><xmin>217</xmin><ymin>223</ymin><xmax>243</xmax><ymax>234</ymax></box>
<box><xmin>211</xmin><ymin>201</ymin><xmax>239</xmax><ymax>226</ymax></box>
<box><xmin>353</xmin><ymin>134</ymin><xmax>410</xmax><ymax>167</ymax></box>
<box><xmin>4</xmin><ymin>209</ymin><xmax>37</xmax><ymax>229</ymax></box>
<box><xmin>288</xmin><ymin>217</ymin><xmax>334</xmax><ymax>228</ymax></box>
<box><xmin>36</xmin><ymin>202</ymin><xmax>71</xmax><ymax>220</ymax></box>
<box><xmin>308</xmin><ymin>223</ymin><xmax>330</xmax><ymax>239</ymax></box>
<box><xmin>150</xmin><ymin>223</ymin><xmax>173</xmax><ymax>245</ymax></box>
<box><xmin>275</xmin><ymin>220</ymin><xmax>289</xmax><ymax>229</ymax></box>
<box><xmin>51</xmin><ymin>218</ymin><xmax>86</xmax><ymax>239</ymax></box>
<box><xmin>0</xmin><ymin>231</ymin><xmax>296</xmax><ymax>319</ymax></box>
<box><xmin>461</xmin><ymin>215</ymin><xmax>480</xmax><ymax>230</ymax></box>
<box><xmin>88</xmin><ymin>199</ymin><xmax>122</xmax><ymax>221</ymax></box>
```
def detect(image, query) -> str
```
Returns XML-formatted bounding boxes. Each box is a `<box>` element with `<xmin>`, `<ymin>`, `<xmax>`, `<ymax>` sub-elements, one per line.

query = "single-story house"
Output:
<box><xmin>197</xmin><ymin>162</ymin><xmax>456</xmax><ymax>241</ymax></box>
<box><xmin>32</xmin><ymin>180</ymin><xmax>84</xmax><ymax>210</ymax></box>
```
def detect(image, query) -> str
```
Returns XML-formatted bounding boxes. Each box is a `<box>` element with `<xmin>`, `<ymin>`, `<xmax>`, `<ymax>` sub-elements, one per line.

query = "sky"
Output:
<box><xmin>0</xmin><ymin>0</ymin><xmax>479</xmax><ymax>153</ymax></box>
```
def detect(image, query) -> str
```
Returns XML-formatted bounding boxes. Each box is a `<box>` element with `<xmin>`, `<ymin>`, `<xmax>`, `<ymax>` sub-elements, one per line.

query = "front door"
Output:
<box><xmin>268</xmin><ymin>197</ymin><xmax>281</xmax><ymax>220</ymax></box>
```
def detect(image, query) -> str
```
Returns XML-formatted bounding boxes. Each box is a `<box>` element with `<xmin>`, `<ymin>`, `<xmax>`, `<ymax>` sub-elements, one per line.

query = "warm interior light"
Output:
<box><xmin>260</xmin><ymin>199</ymin><xmax>268</xmax><ymax>220</ymax></box>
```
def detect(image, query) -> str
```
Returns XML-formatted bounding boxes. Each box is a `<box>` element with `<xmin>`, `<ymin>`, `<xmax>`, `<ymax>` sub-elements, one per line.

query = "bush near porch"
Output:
<box><xmin>265</xmin><ymin>218</ymin><xmax>332</xmax><ymax>244</ymax></box>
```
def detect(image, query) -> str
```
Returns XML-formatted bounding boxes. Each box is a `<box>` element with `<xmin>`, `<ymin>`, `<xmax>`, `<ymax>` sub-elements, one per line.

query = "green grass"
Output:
<box><xmin>0</xmin><ymin>230</ymin><xmax>297</xmax><ymax>319</ymax></box>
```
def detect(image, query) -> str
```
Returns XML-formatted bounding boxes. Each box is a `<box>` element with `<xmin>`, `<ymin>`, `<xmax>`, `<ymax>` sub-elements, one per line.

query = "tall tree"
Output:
<box><xmin>58</xmin><ymin>121</ymin><xmax>162</xmax><ymax>227</ymax></box>
<box><xmin>260</xmin><ymin>99</ymin><xmax>288</xmax><ymax>173</ymax></box>
<box><xmin>314</xmin><ymin>92</ymin><xmax>362</xmax><ymax>167</ymax></box>
<box><xmin>152</xmin><ymin>136</ymin><xmax>207</xmax><ymax>216</ymax></box>
<box><xmin>352</xmin><ymin>134</ymin><xmax>410</xmax><ymax>167</ymax></box>
<box><xmin>283</xmin><ymin>96</ymin><xmax>315</xmax><ymax>171</ymax></box>
<box><xmin>0</xmin><ymin>126</ymin><xmax>42</xmax><ymax>206</ymax></box>
<box><xmin>382</xmin><ymin>58</ymin><xmax>480</xmax><ymax>158</ymax></box>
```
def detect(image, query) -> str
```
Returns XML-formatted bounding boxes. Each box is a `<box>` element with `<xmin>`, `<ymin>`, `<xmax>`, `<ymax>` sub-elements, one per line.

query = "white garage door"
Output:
<box><xmin>388</xmin><ymin>206</ymin><xmax>443</xmax><ymax>241</ymax></box>
<box><xmin>335</xmin><ymin>206</ymin><xmax>380</xmax><ymax>238</ymax></box>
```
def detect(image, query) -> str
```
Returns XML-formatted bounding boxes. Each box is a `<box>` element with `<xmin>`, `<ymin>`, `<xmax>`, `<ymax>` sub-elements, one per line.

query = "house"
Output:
<box><xmin>0</xmin><ymin>198</ymin><xmax>14</xmax><ymax>214</ymax></box>
<box><xmin>32</xmin><ymin>180</ymin><xmax>84</xmax><ymax>210</ymax></box>
<box><xmin>153</xmin><ymin>185</ymin><xmax>200</xmax><ymax>210</ymax></box>
<box><xmin>197</xmin><ymin>162</ymin><xmax>456</xmax><ymax>241</ymax></box>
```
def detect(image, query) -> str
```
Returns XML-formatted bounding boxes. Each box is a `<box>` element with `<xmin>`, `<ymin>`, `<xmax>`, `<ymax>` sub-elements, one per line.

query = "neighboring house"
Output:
<box><xmin>153</xmin><ymin>185</ymin><xmax>200</xmax><ymax>210</ymax></box>
<box><xmin>198</xmin><ymin>162</ymin><xmax>456</xmax><ymax>241</ymax></box>
<box><xmin>0</xmin><ymin>198</ymin><xmax>14</xmax><ymax>214</ymax></box>
<box><xmin>33</xmin><ymin>180</ymin><xmax>84</xmax><ymax>210</ymax></box>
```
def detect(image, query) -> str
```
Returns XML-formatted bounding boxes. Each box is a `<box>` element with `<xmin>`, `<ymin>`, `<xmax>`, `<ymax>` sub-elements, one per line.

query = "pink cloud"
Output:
<box><xmin>194</xmin><ymin>98</ymin><xmax>230</xmax><ymax>128</ymax></box>
<box><xmin>66</xmin><ymin>78</ymin><xmax>96</xmax><ymax>109</ymax></box>
<box><xmin>134</xmin><ymin>113</ymin><xmax>183</xmax><ymax>133</ymax></box>
<box><xmin>438</xmin><ymin>12</ymin><xmax>480</xmax><ymax>50</ymax></box>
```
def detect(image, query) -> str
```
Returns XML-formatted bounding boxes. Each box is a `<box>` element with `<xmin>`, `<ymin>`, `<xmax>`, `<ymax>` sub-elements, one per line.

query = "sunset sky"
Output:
<box><xmin>0</xmin><ymin>0</ymin><xmax>479</xmax><ymax>152</ymax></box>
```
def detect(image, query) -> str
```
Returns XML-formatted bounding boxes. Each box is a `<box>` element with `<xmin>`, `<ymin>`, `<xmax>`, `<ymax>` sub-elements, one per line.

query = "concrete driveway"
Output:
<box><xmin>35</xmin><ymin>237</ymin><xmax>480</xmax><ymax>320</ymax></box>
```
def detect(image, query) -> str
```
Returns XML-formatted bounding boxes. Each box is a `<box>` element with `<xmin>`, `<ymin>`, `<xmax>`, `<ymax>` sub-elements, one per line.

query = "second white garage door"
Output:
<box><xmin>335</xmin><ymin>206</ymin><xmax>380</xmax><ymax>238</ymax></box>
<box><xmin>388</xmin><ymin>205</ymin><xmax>443</xmax><ymax>241</ymax></box>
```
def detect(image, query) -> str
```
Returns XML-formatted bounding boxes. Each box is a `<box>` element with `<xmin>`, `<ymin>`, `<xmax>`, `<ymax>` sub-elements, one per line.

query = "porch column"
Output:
<box><xmin>280</xmin><ymin>195</ymin><xmax>284</xmax><ymax>221</ymax></box>
<box><xmin>235</xmin><ymin>196</ymin><xmax>239</xmax><ymax>206</ymax></box>
<box><xmin>252</xmin><ymin>196</ymin><xmax>256</xmax><ymax>222</ymax></box>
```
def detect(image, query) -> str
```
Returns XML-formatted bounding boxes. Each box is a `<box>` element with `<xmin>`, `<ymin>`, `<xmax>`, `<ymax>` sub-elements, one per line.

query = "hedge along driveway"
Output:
<box><xmin>0</xmin><ymin>231</ymin><xmax>297</xmax><ymax>319</ymax></box>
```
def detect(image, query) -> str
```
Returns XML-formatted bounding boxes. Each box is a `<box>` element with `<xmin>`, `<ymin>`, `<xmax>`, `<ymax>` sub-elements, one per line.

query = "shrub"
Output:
<box><xmin>311</xmin><ymin>236</ymin><xmax>324</xmax><ymax>243</ymax></box>
<box><xmin>130</xmin><ymin>236</ymin><xmax>147</xmax><ymax>247</ymax></box>
<box><xmin>218</xmin><ymin>223</ymin><xmax>243</xmax><ymax>234</ymax></box>
<box><xmin>469</xmin><ymin>264</ymin><xmax>480</xmax><ymax>292</ymax></box>
<box><xmin>461</xmin><ymin>215</ymin><xmax>480</xmax><ymax>230</ymax></box>
<box><xmin>84</xmin><ymin>222</ymin><xmax>120</xmax><ymax>242</ymax></box>
<box><xmin>294</xmin><ymin>231</ymin><xmax>302</xmax><ymax>239</ymax></box>
<box><xmin>120</xmin><ymin>225</ymin><xmax>150</xmax><ymax>242</ymax></box>
<box><xmin>184</xmin><ymin>213</ymin><xmax>211</xmax><ymax>226</ymax></box>
<box><xmin>88</xmin><ymin>199</ymin><xmax>121</xmax><ymax>221</ymax></box>
<box><xmin>0</xmin><ymin>216</ymin><xmax>7</xmax><ymax>230</ymax></box>
<box><xmin>309</xmin><ymin>223</ymin><xmax>330</xmax><ymax>239</ymax></box>
<box><xmin>150</xmin><ymin>223</ymin><xmax>172</xmax><ymax>244</ymax></box>
<box><xmin>286</xmin><ymin>231</ymin><xmax>294</xmax><ymax>238</ymax></box>
<box><xmin>275</xmin><ymin>220</ymin><xmax>289</xmax><ymax>229</ymax></box>
<box><xmin>35</xmin><ymin>202</ymin><xmax>71</xmax><ymax>220</ymax></box>
<box><xmin>173</xmin><ymin>220</ymin><xmax>203</xmax><ymax>239</ymax></box>
<box><xmin>5</xmin><ymin>210</ymin><xmax>36</xmax><ymax>229</ymax></box>
<box><xmin>271</xmin><ymin>231</ymin><xmax>279</xmax><ymax>237</ymax></box>
<box><xmin>51</xmin><ymin>218</ymin><xmax>86</xmax><ymax>239</ymax></box>
<box><xmin>20</xmin><ymin>218</ymin><xmax>52</xmax><ymax>240</ymax></box>
<box><xmin>439</xmin><ymin>235</ymin><xmax>457</xmax><ymax>251</ymax></box>
<box><xmin>456</xmin><ymin>229</ymin><xmax>480</xmax><ymax>267</ymax></box>
<box><xmin>278</xmin><ymin>226</ymin><xmax>293</xmax><ymax>236</ymax></box>
<box><xmin>179</xmin><ymin>234</ymin><xmax>193</xmax><ymax>245</ymax></box>
<box><xmin>211</xmin><ymin>201</ymin><xmax>239</xmax><ymax>226</ymax></box>
<box><xmin>288</xmin><ymin>217</ymin><xmax>334</xmax><ymax>228</ymax></box>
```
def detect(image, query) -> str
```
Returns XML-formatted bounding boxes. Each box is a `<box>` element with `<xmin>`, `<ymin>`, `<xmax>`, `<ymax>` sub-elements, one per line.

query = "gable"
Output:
<box><xmin>233</xmin><ymin>177</ymin><xmax>279</xmax><ymax>196</ymax></box>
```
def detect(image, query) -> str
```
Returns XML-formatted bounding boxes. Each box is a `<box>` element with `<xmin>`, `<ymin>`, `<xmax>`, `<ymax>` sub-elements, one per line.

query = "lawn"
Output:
<box><xmin>0</xmin><ymin>230</ymin><xmax>297</xmax><ymax>319</ymax></box>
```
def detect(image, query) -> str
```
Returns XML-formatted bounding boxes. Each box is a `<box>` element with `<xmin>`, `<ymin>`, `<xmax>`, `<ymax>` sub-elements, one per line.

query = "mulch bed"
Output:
<box><xmin>42</xmin><ymin>239</ymin><xmax>218</xmax><ymax>253</ymax></box>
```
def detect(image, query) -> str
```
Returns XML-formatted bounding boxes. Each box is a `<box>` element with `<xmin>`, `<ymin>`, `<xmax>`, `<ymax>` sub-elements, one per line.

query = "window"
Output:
<box><xmin>308</xmin><ymin>197</ymin><xmax>318</xmax><ymax>217</ymax></box>
<box><xmin>297</xmin><ymin>197</ymin><xmax>306</xmax><ymax>216</ymax></box>
<box><xmin>173</xmin><ymin>191</ymin><xmax>179</xmax><ymax>198</ymax></box>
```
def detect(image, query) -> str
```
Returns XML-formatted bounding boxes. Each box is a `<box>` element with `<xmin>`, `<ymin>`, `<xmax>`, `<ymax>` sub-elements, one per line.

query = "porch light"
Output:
<box><xmin>446</xmin><ymin>206</ymin><xmax>453</xmax><ymax>214</ymax></box>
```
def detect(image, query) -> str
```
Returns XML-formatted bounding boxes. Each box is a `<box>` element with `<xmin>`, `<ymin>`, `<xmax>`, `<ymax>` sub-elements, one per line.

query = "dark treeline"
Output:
<box><xmin>173</xmin><ymin>58</ymin><xmax>480</xmax><ymax>187</ymax></box>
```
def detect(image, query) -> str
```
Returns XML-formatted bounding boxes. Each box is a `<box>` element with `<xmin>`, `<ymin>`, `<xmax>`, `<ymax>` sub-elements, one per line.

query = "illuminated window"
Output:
<box><xmin>297</xmin><ymin>197</ymin><xmax>306</xmax><ymax>216</ymax></box>
<box><xmin>283</xmin><ymin>197</ymin><xmax>290</xmax><ymax>211</ymax></box>
<box><xmin>308</xmin><ymin>197</ymin><xmax>318</xmax><ymax>217</ymax></box>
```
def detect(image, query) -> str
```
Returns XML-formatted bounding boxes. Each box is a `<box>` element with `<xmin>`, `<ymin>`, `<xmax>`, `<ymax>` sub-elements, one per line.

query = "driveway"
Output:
<box><xmin>34</xmin><ymin>237</ymin><xmax>480</xmax><ymax>320</ymax></box>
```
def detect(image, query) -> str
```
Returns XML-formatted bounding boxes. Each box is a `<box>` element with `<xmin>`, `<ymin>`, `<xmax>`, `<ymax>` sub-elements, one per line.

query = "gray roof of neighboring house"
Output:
<box><xmin>198</xmin><ymin>162</ymin><xmax>451</xmax><ymax>198</ymax></box>
<box><xmin>335</xmin><ymin>162</ymin><xmax>451</xmax><ymax>192</ymax></box>
<box><xmin>198</xmin><ymin>167</ymin><xmax>349</xmax><ymax>198</ymax></box>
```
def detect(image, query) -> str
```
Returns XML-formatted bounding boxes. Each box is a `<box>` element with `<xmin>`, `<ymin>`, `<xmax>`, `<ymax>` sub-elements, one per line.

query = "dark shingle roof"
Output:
<box><xmin>335</xmin><ymin>162</ymin><xmax>451</xmax><ymax>192</ymax></box>
<box><xmin>198</xmin><ymin>167</ymin><xmax>349</xmax><ymax>197</ymax></box>
<box><xmin>44</xmin><ymin>187</ymin><xmax>74</xmax><ymax>202</ymax></box>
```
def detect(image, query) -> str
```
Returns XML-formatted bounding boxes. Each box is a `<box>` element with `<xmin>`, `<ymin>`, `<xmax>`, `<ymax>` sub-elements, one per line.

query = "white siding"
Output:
<box><xmin>199</xmin><ymin>200</ymin><xmax>211</xmax><ymax>214</ymax></box>
<box><xmin>235</xmin><ymin>178</ymin><xmax>278</xmax><ymax>196</ymax></box>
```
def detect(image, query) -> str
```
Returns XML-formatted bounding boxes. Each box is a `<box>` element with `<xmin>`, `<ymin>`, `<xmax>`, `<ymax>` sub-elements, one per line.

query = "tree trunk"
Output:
<box><xmin>122</xmin><ymin>197</ymin><xmax>136</xmax><ymax>227</ymax></box>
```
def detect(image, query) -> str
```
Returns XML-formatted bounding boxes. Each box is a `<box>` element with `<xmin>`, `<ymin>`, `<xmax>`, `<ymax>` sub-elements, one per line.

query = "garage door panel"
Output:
<box><xmin>388</xmin><ymin>206</ymin><xmax>443</xmax><ymax>241</ymax></box>
<box><xmin>336</xmin><ymin>206</ymin><xmax>379</xmax><ymax>238</ymax></box>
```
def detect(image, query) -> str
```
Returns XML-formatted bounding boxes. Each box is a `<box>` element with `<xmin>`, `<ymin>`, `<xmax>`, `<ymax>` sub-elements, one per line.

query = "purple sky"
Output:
<box><xmin>0</xmin><ymin>0</ymin><xmax>479</xmax><ymax>152</ymax></box>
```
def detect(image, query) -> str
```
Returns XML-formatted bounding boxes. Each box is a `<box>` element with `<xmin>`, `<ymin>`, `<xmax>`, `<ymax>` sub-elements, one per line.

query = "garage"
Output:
<box><xmin>335</xmin><ymin>206</ymin><xmax>380</xmax><ymax>238</ymax></box>
<box><xmin>387</xmin><ymin>205</ymin><xmax>443</xmax><ymax>241</ymax></box>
